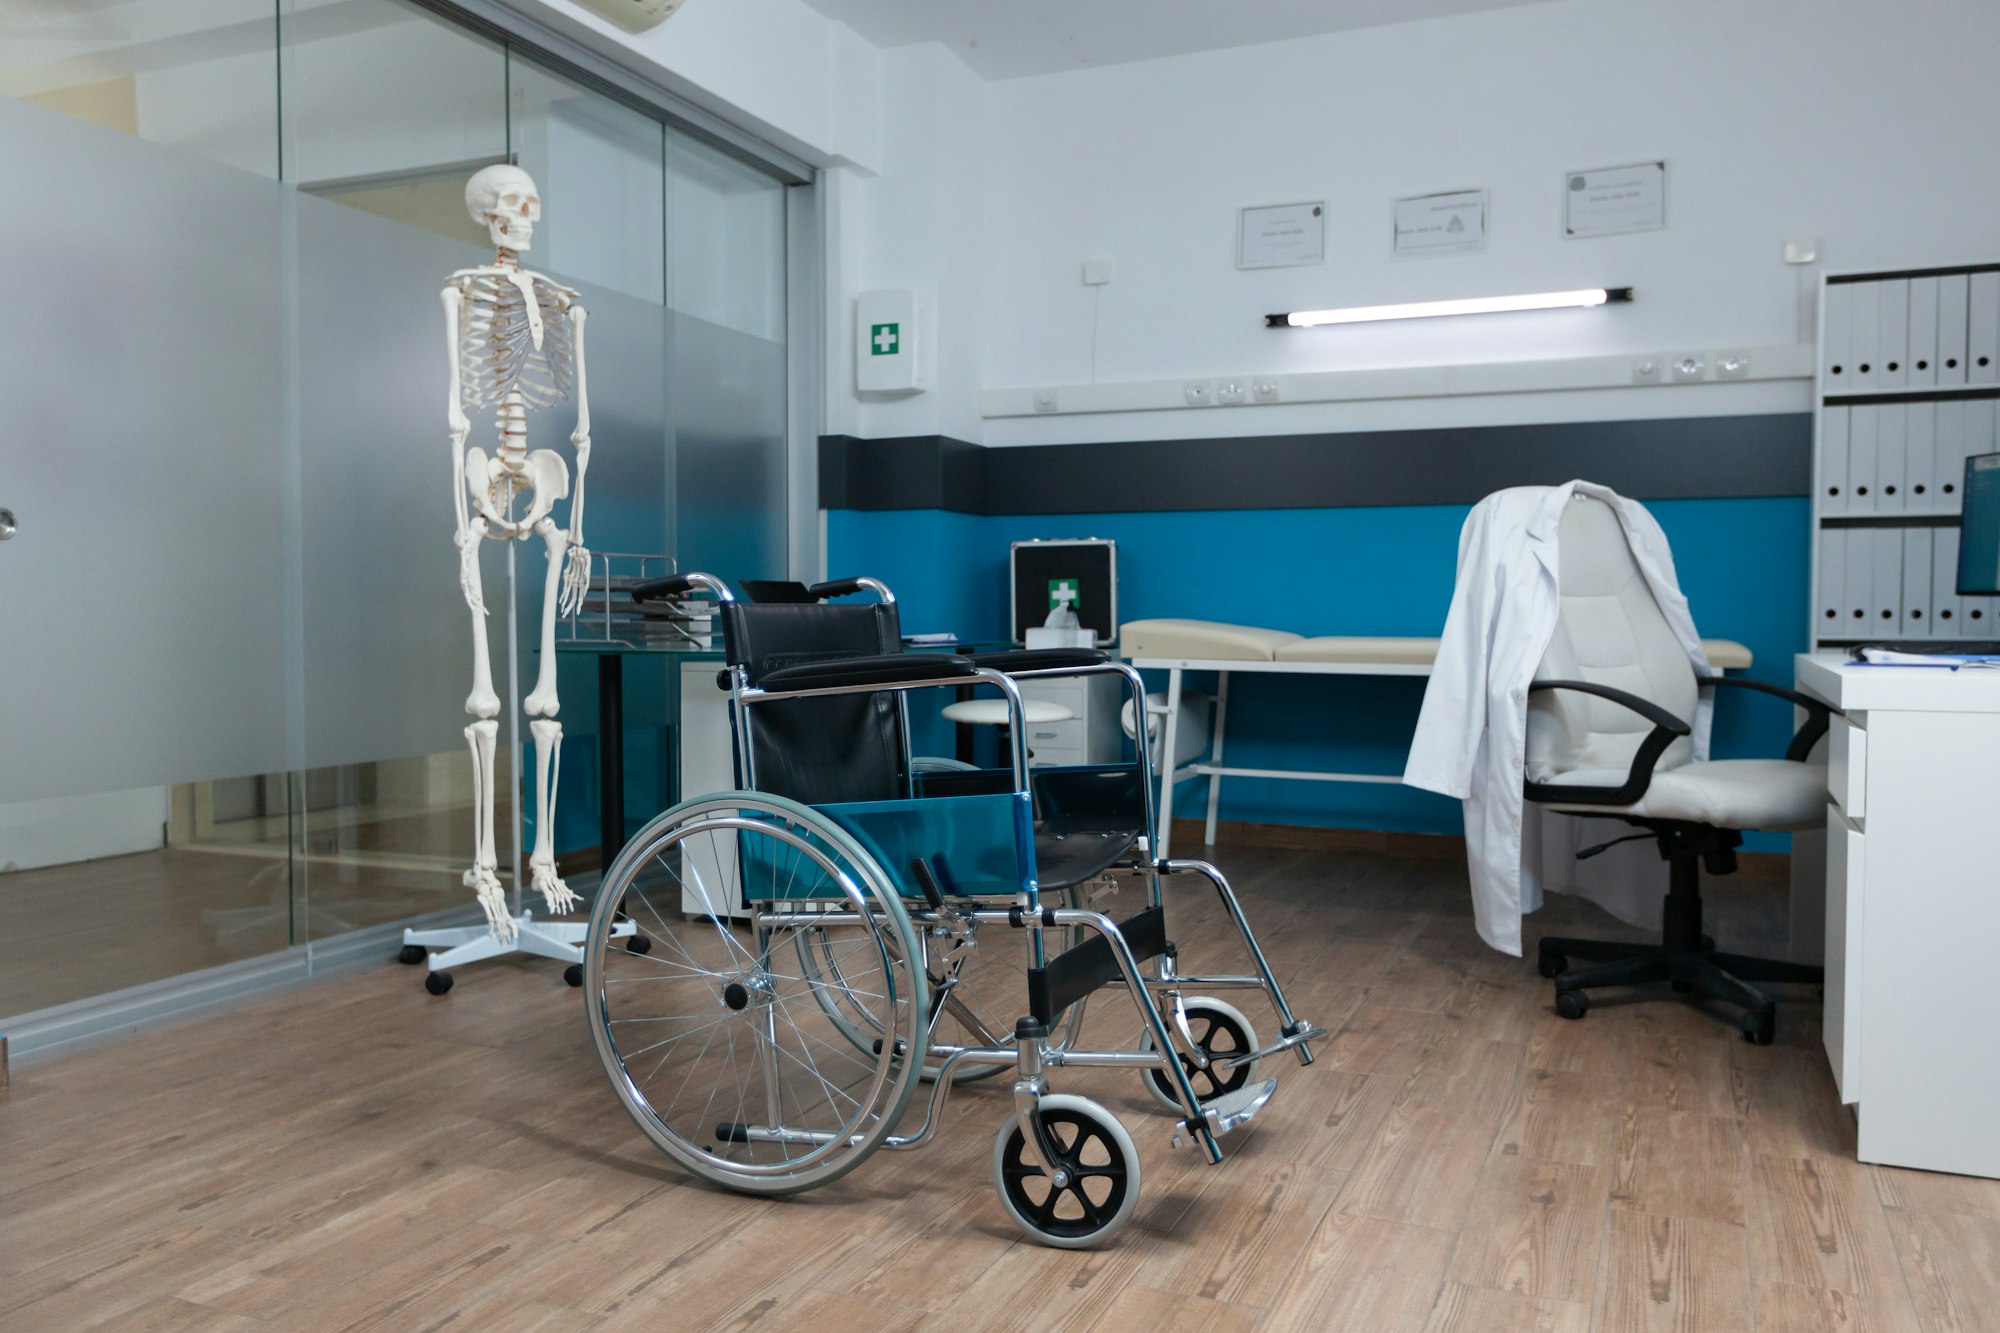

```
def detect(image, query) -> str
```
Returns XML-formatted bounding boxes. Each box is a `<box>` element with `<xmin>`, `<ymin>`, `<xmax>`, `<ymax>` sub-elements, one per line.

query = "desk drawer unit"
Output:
<box><xmin>1823</xmin><ymin>805</ymin><xmax>1864</xmax><ymax>1104</ymax></box>
<box><xmin>1021</xmin><ymin>675</ymin><xmax>1124</xmax><ymax>766</ymax></box>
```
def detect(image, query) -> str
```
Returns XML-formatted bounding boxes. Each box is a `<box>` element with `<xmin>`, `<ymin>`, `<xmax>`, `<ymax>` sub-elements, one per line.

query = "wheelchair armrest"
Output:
<box><xmin>631</xmin><ymin>572</ymin><xmax>734</xmax><ymax>604</ymax></box>
<box><xmin>1697</xmin><ymin>675</ymin><xmax>1840</xmax><ymax>762</ymax></box>
<box><xmin>757</xmin><ymin>653</ymin><xmax>974</xmax><ymax>693</ymax></box>
<box><xmin>965</xmin><ymin>647</ymin><xmax>1110</xmax><ymax>673</ymax></box>
<box><xmin>1522</xmin><ymin>679</ymin><xmax>1692</xmax><ymax>808</ymax></box>
<box><xmin>807</xmin><ymin>576</ymin><xmax>895</xmax><ymax>604</ymax></box>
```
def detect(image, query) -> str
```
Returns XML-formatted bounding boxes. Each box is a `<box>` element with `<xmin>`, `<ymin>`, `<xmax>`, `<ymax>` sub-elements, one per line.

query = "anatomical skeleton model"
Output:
<box><xmin>403</xmin><ymin>166</ymin><xmax>632</xmax><ymax>990</ymax></box>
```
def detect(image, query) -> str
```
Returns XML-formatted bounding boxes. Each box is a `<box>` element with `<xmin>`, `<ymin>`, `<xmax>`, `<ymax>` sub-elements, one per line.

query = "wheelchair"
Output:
<box><xmin>579</xmin><ymin>573</ymin><xmax>1325</xmax><ymax>1247</ymax></box>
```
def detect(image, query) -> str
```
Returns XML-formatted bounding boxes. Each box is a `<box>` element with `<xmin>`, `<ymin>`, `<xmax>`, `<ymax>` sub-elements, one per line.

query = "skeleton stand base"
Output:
<box><xmin>403</xmin><ymin>910</ymin><xmax>635</xmax><ymax>987</ymax></box>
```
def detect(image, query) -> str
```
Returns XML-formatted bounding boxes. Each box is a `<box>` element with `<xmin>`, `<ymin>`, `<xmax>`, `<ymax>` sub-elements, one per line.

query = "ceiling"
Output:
<box><xmin>798</xmin><ymin>0</ymin><xmax>1556</xmax><ymax>79</ymax></box>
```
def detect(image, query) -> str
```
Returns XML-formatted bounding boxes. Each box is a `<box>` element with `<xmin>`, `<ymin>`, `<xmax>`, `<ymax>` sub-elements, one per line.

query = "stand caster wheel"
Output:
<box><xmin>1742</xmin><ymin>1009</ymin><xmax>1776</xmax><ymax>1046</ymax></box>
<box><xmin>424</xmin><ymin>970</ymin><xmax>453</xmax><ymax>996</ymax></box>
<box><xmin>625</xmin><ymin>933</ymin><xmax>652</xmax><ymax>955</ymax></box>
<box><xmin>1537</xmin><ymin>950</ymin><xmax>1566</xmax><ymax>979</ymax></box>
<box><xmin>992</xmin><ymin>1095</ymin><xmax>1140</xmax><ymax>1249</ymax></box>
<box><xmin>564</xmin><ymin>963</ymin><xmax>584</xmax><ymax>987</ymax></box>
<box><xmin>1555</xmin><ymin>988</ymin><xmax>1588</xmax><ymax>1020</ymax></box>
<box><xmin>1137</xmin><ymin>998</ymin><xmax>1259</xmax><ymax>1113</ymax></box>
<box><xmin>398</xmin><ymin>944</ymin><xmax>427</xmax><ymax>965</ymax></box>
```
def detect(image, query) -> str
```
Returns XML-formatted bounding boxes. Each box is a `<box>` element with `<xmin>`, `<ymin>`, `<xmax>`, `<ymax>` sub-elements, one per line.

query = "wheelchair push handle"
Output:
<box><xmin>807</xmin><ymin>576</ymin><xmax>896</xmax><ymax>604</ymax></box>
<box><xmin>631</xmin><ymin>571</ymin><xmax>734</xmax><ymax>604</ymax></box>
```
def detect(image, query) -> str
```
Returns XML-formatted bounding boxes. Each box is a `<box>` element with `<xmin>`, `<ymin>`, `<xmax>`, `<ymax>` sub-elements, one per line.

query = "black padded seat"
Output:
<box><xmin>1034</xmin><ymin>827</ymin><xmax>1138</xmax><ymax>890</ymax></box>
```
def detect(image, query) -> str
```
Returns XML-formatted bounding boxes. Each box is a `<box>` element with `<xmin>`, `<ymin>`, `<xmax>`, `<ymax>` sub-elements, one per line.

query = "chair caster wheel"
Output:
<box><xmin>1742</xmin><ymin>1010</ymin><xmax>1776</xmax><ymax>1046</ymax></box>
<box><xmin>625</xmin><ymin>934</ymin><xmax>652</xmax><ymax>955</ymax></box>
<box><xmin>1537</xmin><ymin>951</ymin><xmax>1566</xmax><ymax>979</ymax></box>
<box><xmin>398</xmin><ymin>944</ymin><xmax>427</xmax><ymax>965</ymax></box>
<box><xmin>564</xmin><ymin>963</ymin><xmax>584</xmax><ymax>987</ymax></box>
<box><xmin>1555</xmin><ymin>989</ymin><xmax>1588</xmax><ymax>1020</ymax></box>
<box><xmin>424</xmin><ymin>970</ymin><xmax>453</xmax><ymax>996</ymax></box>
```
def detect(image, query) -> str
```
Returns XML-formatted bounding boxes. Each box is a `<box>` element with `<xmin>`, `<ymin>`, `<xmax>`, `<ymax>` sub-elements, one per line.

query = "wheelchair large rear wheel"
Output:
<box><xmin>583</xmin><ymin>793</ymin><xmax>928</xmax><ymax>1195</ymax></box>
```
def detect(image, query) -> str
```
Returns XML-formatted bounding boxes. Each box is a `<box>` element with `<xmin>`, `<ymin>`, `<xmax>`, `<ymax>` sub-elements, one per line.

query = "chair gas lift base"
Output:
<box><xmin>1535</xmin><ymin>821</ymin><xmax>1824</xmax><ymax>1045</ymax></box>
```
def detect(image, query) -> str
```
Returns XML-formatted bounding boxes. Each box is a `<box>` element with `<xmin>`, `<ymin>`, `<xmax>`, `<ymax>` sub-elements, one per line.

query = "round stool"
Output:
<box><xmin>940</xmin><ymin>697</ymin><xmax>1075</xmax><ymax>768</ymax></box>
<box><xmin>940</xmin><ymin>698</ymin><xmax>1075</xmax><ymax>727</ymax></box>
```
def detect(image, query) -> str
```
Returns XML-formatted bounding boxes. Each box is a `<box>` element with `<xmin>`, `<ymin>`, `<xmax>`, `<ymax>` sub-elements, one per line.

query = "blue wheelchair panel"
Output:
<box><xmin>814</xmin><ymin>790</ymin><xmax>1038</xmax><ymax>902</ymax></box>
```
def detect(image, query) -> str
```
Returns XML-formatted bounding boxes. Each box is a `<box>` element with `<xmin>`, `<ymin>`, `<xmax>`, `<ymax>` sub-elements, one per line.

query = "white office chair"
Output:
<box><xmin>1527</xmin><ymin>494</ymin><xmax>1831</xmax><ymax>1044</ymax></box>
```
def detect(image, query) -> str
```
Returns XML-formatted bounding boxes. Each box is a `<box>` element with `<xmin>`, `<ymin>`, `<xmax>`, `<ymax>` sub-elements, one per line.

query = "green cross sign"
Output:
<box><xmin>870</xmin><ymin>322</ymin><xmax>900</xmax><ymax>356</ymax></box>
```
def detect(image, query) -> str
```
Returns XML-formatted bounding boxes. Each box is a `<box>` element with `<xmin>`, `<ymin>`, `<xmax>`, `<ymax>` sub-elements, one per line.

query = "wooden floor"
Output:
<box><xmin>4</xmin><ymin>845</ymin><xmax>1997</xmax><ymax>1331</ymax></box>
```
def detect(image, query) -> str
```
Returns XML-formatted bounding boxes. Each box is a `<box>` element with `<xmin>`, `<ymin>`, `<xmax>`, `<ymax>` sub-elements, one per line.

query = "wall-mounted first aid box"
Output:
<box><xmin>856</xmin><ymin>289</ymin><xmax>926</xmax><ymax>394</ymax></box>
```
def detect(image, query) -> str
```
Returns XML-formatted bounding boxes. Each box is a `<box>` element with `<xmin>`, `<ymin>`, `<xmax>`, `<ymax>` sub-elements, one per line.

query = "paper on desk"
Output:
<box><xmin>1854</xmin><ymin>647</ymin><xmax>2000</xmax><ymax>667</ymax></box>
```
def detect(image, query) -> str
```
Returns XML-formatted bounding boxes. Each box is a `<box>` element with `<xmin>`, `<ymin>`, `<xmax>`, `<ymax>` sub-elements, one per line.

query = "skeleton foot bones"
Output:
<box><xmin>445</xmin><ymin>165</ymin><xmax>595</xmax><ymax>947</ymax></box>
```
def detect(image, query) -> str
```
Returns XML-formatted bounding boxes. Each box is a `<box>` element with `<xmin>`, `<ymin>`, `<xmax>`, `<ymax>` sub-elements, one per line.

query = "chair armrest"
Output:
<box><xmin>965</xmin><ymin>647</ymin><xmax>1110</xmax><ymax>673</ymax></box>
<box><xmin>1697</xmin><ymin>675</ymin><xmax>1840</xmax><ymax>762</ymax></box>
<box><xmin>1522</xmin><ymin>679</ymin><xmax>1692</xmax><ymax>808</ymax></box>
<box><xmin>757</xmin><ymin>653</ymin><xmax>973</xmax><ymax>693</ymax></box>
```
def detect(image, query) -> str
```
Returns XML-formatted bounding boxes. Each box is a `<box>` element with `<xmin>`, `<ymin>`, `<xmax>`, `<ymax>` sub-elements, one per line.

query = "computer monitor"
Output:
<box><xmin>1960</xmin><ymin>452</ymin><xmax>2000</xmax><ymax>597</ymax></box>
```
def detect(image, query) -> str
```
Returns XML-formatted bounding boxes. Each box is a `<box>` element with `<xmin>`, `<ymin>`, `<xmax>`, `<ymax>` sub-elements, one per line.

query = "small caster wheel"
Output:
<box><xmin>992</xmin><ymin>1094</ymin><xmax>1141</xmax><ymax>1248</ymax></box>
<box><xmin>424</xmin><ymin>970</ymin><xmax>453</xmax><ymax>996</ymax></box>
<box><xmin>1555</xmin><ymin>988</ymin><xmax>1589</xmax><ymax>1020</ymax></box>
<box><xmin>398</xmin><ymin>944</ymin><xmax>427</xmax><ymax>965</ymax></box>
<box><xmin>1537</xmin><ymin>950</ymin><xmax>1567</xmax><ymax>979</ymax></box>
<box><xmin>564</xmin><ymin>963</ymin><xmax>584</xmax><ymax>987</ymax></box>
<box><xmin>1742</xmin><ymin>1010</ymin><xmax>1776</xmax><ymax>1046</ymax></box>
<box><xmin>625</xmin><ymin>933</ymin><xmax>652</xmax><ymax>955</ymax></box>
<box><xmin>1137</xmin><ymin>997</ymin><xmax>1259</xmax><ymax>1112</ymax></box>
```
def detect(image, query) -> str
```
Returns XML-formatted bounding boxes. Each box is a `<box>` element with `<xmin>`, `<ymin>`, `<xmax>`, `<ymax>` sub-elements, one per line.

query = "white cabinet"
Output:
<box><xmin>1798</xmin><ymin>653</ymin><xmax>2000</xmax><ymax>1178</ymax></box>
<box><xmin>1019</xmin><ymin>674</ymin><xmax>1125</xmax><ymax>769</ymax></box>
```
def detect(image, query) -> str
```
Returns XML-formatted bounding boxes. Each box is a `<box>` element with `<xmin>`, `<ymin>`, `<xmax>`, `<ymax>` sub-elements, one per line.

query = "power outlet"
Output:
<box><xmin>1714</xmin><ymin>350</ymin><xmax>1751</xmax><ymax>380</ymax></box>
<box><xmin>1216</xmin><ymin>379</ymin><xmax>1248</xmax><ymax>405</ymax></box>
<box><xmin>1183</xmin><ymin>380</ymin><xmax>1213</xmax><ymax>406</ymax></box>
<box><xmin>1253</xmin><ymin>379</ymin><xmax>1281</xmax><ymax>403</ymax></box>
<box><xmin>1669</xmin><ymin>354</ymin><xmax>1708</xmax><ymax>383</ymax></box>
<box><xmin>1033</xmin><ymin>388</ymin><xmax>1059</xmax><ymax>413</ymax></box>
<box><xmin>1631</xmin><ymin>357</ymin><xmax>1662</xmax><ymax>385</ymax></box>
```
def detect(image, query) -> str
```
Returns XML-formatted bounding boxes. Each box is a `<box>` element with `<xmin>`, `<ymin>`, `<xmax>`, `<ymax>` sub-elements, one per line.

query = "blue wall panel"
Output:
<box><xmin>829</xmin><ymin>497</ymin><xmax>1812</xmax><ymax>849</ymax></box>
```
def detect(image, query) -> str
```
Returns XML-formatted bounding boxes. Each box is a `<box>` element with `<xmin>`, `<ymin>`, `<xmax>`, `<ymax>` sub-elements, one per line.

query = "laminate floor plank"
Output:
<box><xmin>1744</xmin><ymin>1151</ymin><xmax>1909</xmax><ymax>1303</ymax></box>
<box><xmin>7</xmin><ymin>847</ymin><xmax>2000</xmax><ymax>1330</ymax></box>
<box><xmin>1596</xmin><ymin>1209</ymin><xmax>1754</xmax><ymax>1333</ymax></box>
<box><xmin>1444</xmin><ymin>1154</ymin><xmax>1609</xmax><ymax>1306</ymax></box>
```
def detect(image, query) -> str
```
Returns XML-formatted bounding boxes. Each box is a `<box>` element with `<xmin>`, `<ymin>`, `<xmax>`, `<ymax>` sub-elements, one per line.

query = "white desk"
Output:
<box><xmin>1797</xmin><ymin>652</ymin><xmax>2000</xmax><ymax>1179</ymax></box>
<box><xmin>1129</xmin><ymin>636</ymin><xmax>1753</xmax><ymax>860</ymax></box>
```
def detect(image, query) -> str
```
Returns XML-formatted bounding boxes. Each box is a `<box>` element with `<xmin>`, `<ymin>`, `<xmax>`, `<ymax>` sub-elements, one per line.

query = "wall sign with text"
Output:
<box><xmin>1564</xmin><ymin>162</ymin><xmax>1666</xmax><ymax>238</ymax></box>
<box><xmin>1393</xmin><ymin>188</ymin><xmax>1487</xmax><ymax>257</ymax></box>
<box><xmin>1238</xmin><ymin>202</ymin><xmax>1326</xmax><ymax>270</ymax></box>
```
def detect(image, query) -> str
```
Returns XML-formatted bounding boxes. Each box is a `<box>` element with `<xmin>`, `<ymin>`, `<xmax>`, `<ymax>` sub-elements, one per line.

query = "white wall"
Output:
<box><xmin>966</xmin><ymin>0</ymin><xmax>2000</xmax><ymax>445</ymax></box>
<box><xmin>830</xmin><ymin>43</ymin><xmax>991</xmax><ymax>442</ymax></box>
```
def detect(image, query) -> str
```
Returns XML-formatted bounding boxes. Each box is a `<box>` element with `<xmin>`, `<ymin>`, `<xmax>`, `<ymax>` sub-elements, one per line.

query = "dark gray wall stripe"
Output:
<box><xmin>820</xmin><ymin>414</ymin><xmax>1812</xmax><ymax>515</ymax></box>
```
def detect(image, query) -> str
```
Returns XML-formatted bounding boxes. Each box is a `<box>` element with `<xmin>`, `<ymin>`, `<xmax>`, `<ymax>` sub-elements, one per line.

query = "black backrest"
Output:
<box><xmin>717</xmin><ymin>600</ymin><xmax>908</xmax><ymax>804</ymax></box>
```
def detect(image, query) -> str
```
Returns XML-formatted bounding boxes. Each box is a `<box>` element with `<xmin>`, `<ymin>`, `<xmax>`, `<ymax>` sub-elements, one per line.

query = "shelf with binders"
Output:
<box><xmin>1814</xmin><ymin>521</ymin><xmax>1998</xmax><ymax>646</ymax></box>
<box><xmin>1821</xmin><ymin>266</ymin><xmax>2000</xmax><ymax>395</ymax></box>
<box><xmin>1811</xmin><ymin>263</ymin><xmax>2000</xmax><ymax>650</ymax></box>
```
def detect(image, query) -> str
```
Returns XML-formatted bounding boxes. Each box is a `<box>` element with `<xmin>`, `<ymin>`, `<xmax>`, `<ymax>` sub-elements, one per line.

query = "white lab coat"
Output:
<box><xmin>1404</xmin><ymin>482</ymin><xmax>1713</xmax><ymax>955</ymax></box>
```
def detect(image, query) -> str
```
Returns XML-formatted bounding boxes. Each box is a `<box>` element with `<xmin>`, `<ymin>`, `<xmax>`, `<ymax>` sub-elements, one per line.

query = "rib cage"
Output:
<box><xmin>455</xmin><ymin>270</ymin><xmax>577</xmax><ymax>413</ymax></box>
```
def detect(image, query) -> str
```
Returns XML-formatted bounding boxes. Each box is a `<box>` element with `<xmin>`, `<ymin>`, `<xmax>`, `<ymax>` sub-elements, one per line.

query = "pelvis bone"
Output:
<box><xmin>466</xmin><ymin>446</ymin><xmax>570</xmax><ymax>537</ymax></box>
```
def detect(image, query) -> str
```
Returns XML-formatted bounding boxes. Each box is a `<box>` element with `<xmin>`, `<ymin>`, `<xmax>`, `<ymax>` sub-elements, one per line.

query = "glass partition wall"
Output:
<box><xmin>0</xmin><ymin>0</ymin><xmax>799</xmax><ymax>1020</ymax></box>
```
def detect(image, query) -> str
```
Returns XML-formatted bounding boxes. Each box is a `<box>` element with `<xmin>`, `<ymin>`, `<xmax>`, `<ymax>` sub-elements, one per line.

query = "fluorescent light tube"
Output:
<box><xmin>1268</xmin><ymin>287</ymin><xmax>1632</xmax><ymax>328</ymax></box>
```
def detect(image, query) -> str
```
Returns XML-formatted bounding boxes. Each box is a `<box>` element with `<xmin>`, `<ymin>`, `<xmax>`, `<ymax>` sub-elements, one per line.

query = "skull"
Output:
<box><xmin>465</xmin><ymin>164</ymin><xmax>541</xmax><ymax>252</ymax></box>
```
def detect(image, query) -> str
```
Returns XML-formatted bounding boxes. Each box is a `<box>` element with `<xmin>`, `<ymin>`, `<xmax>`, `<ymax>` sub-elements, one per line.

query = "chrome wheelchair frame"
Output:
<box><xmin>580</xmin><ymin>573</ymin><xmax>1324</xmax><ymax>1246</ymax></box>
